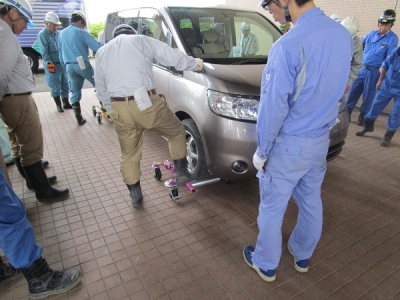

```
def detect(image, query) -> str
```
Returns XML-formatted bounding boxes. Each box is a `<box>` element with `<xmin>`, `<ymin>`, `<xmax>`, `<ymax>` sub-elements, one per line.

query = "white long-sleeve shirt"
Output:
<box><xmin>95</xmin><ymin>34</ymin><xmax>198</xmax><ymax>113</ymax></box>
<box><xmin>0</xmin><ymin>19</ymin><xmax>35</xmax><ymax>101</ymax></box>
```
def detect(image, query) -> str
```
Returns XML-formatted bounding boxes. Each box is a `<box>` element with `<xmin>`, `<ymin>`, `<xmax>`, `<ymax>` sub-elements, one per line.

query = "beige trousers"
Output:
<box><xmin>111</xmin><ymin>94</ymin><xmax>186</xmax><ymax>185</ymax></box>
<box><xmin>0</xmin><ymin>95</ymin><xmax>44</xmax><ymax>166</ymax></box>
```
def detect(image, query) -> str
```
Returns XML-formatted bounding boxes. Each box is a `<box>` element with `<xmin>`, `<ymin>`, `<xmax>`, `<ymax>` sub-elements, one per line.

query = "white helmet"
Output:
<box><xmin>0</xmin><ymin>0</ymin><xmax>34</xmax><ymax>28</ymax></box>
<box><xmin>71</xmin><ymin>10</ymin><xmax>86</xmax><ymax>27</ymax></box>
<box><xmin>44</xmin><ymin>12</ymin><xmax>61</xmax><ymax>25</ymax></box>
<box><xmin>330</xmin><ymin>14</ymin><xmax>342</xmax><ymax>23</ymax></box>
<box><xmin>241</xmin><ymin>22</ymin><xmax>251</xmax><ymax>31</ymax></box>
<box><xmin>341</xmin><ymin>16</ymin><xmax>360</xmax><ymax>37</ymax></box>
<box><xmin>112</xmin><ymin>24</ymin><xmax>136</xmax><ymax>38</ymax></box>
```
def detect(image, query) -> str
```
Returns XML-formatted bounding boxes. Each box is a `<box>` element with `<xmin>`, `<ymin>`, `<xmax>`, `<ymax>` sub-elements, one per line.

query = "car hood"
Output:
<box><xmin>204</xmin><ymin>63</ymin><xmax>264</xmax><ymax>96</ymax></box>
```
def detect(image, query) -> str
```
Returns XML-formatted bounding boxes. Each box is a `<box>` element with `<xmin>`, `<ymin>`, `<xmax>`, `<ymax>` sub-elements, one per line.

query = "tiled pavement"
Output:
<box><xmin>1</xmin><ymin>89</ymin><xmax>400</xmax><ymax>300</ymax></box>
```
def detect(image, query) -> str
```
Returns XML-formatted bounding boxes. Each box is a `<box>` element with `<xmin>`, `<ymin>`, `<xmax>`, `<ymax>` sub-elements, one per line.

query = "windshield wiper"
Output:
<box><xmin>231</xmin><ymin>58</ymin><xmax>267</xmax><ymax>65</ymax></box>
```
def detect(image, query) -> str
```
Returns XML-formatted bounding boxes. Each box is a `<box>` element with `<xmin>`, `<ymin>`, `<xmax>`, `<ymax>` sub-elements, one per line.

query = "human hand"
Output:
<box><xmin>194</xmin><ymin>58</ymin><xmax>203</xmax><ymax>72</ymax></box>
<box><xmin>253</xmin><ymin>152</ymin><xmax>267</xmax><ymax>173</ymax></box>
<box><xmin>344</xmin><ymin>85</ymin><xmax>350</xmax><ymax>94</ymax></box>
<box><xmin>376</xmin><ymin>80</ymin><xmax>382</xmax><ymax>90</ymax></box>
<box><xmin>47</xmin><ymin>62</ymin><xmax>56</xmax><ymax>73</ymax></box>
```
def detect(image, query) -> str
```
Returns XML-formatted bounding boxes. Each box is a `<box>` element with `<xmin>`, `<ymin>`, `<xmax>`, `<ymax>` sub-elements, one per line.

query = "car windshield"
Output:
<box><xmin>168</xmin><ymin>7</ymin><xmax>282</xmax><ymax>64</ymax></box>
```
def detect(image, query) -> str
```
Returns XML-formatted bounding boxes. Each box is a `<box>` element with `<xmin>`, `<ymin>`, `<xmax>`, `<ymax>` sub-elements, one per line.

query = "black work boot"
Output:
<box><xmin>53</xmin><ymin>96</ymin><xmax>64</xmax><ymax>112</ymax></box>
<box><xmin>42</xmin><ymin>160</ymin><xmax>49</xmax><ymax>168</ymax></box>
<box><xmin>62</xmin><ymin>98</ymin><xmax>72</xmax><ymax>109</ymax></box>
<box><xmin>20</xmin><ymin>257</ymin><xmax>82</xmax><ymax>299</ymax></box>
<box><xmin>347</xmin><ymin>107</ymin><xmax>353</xmax><ymax>122</ymax></box>
<box><xmin>72</xmin><ymin>102</ymin><xmax>86</xmax><ymax>126</ymax></box>
<box><xmin>174</xmin><ymin>158</ymin><xmax>192</xmax><ymax>186</ymax></box>
<box><xmin>14</xmin><ymin>158</ymin><xmax>57</xmax><ymax>190</ymax></box>
<box><xmin>381</xmin><ymin>130</ymin><xmax>396</xmax><ymax>147</ymax></box>
<box><xmin>23</xmin><ymin>161</ymin><xmax>69</xmax><ymax>201</ymax></box>
<box><xmin>357</xmin><ymin>112</ymin><xmax>366</xmax><ymax>126</ymax></box>
<box><xmin>127</xmin><ymin>182</ymin><xmax>143</xmax><ymax>208</ymax></box>
<box><xmin>356</xmin><ymin>119</ymin><xmax>375</xmax><ymax>136</ymax></box>
<box><xmin>0</xmin><ymin>257</ymin><xmax>21</xmax><ymax>288</ymax></box>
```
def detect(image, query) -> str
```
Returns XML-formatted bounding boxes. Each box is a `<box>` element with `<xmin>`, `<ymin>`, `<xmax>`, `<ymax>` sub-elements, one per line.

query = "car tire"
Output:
<box><xmin>182</xmin><ymin>118</ymin><xmax>209</xmax><ymax>180</ymax></box>
<box><xmin>23</xmin><ymin>49</ymin><xmax>39</xmax><ymax>74</ymax></box>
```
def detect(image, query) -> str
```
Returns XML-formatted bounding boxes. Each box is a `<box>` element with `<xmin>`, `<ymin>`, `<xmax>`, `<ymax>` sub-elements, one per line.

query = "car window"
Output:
<box><xmin>104</xmin><ymin>9</ymin><xmax>140</xmax><ymax>43</ymax></box>
<box><xmin>168</xmin><ymin>7</ymin><xmax>281</xmax><ymax>64</ymax></box>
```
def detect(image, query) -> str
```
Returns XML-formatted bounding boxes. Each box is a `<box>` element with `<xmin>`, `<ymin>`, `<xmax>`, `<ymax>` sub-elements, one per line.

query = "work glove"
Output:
<box><xmin>253</xmin><ymin>152</ymin><xmax>267</xmax><ymax>173</ymax></box>
<box><xmin>194</xmin><ymin>58</ymin><xmax>203</xmax><ymax>72</ymax></box>
<box><xmin>47</xmin><ymin>62</ymin><xmax>56</xmax><ymax>73</ymax></box>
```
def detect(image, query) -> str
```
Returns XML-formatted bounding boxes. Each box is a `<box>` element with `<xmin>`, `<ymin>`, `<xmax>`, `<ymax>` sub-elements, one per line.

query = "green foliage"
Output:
<box><xmin>89</xmin><ymin>22</ymin><xmax>104</xmax><ymax>39</ymax></box>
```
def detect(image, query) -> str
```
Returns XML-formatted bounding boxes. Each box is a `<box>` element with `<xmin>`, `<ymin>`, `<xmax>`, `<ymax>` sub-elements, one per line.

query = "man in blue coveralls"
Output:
<box><xmin>0</xmin><ymin>154</ymin><xmax>82</xmax><ymax>297</ymax></box>
<box><xmin>37</xmin><ymin>11</ymin><xmax>72</xmax><ymax>112</ymax></box>
<box><xmin>346</xmin><ymin>9</ymin><xmax>398</xmax><ymax>126</ymax></box>
<box><xmin>246</xmin><ymin>0</ymin><xmax>353</xmax><ymax>282</ymax></box>
<box><xmin>58</xmin><ymin>11</ymin><xmax>103</xmax><ymax>125</ymax></box>
<box><xmin>356</xmin><ymin>46</ymin><xmax>400</xmax><ymax>147</ymax></box>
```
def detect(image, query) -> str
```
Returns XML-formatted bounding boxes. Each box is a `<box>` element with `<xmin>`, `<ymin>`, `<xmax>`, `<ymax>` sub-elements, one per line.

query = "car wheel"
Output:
<box><xmin>182</xmin><ymin>118</ymin><xmax>209</xmax><ymax>180</ymax></box>
<box><xmin>23</xmin><ymin>49</ymin><xmax>39</xmax><ymax>74</ymax></box>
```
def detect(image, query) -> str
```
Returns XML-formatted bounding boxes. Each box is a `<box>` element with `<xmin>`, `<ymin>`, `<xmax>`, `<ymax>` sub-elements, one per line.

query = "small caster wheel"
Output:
<box><xmin>92</xmin><ymin>106</ymin><xmax>97</xmax><ymax>117</ymax></box>
<box><xmin>169</xmin><ymin>188</ymin><xmax>179</xmax><ymax>202</ymax></box>
<box><xmin>153</xmin><ymin>166</ymin><xmax>162</xmax><ymax>180</ymax></box>
<box><xmin>97</xmin><ymin>113</ymin><xmax>102</xmax><ymax>124</ymax></box>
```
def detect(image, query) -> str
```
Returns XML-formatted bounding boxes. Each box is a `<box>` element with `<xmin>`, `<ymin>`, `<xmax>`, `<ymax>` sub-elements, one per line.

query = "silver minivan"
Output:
<box><xmin>104</xmin><ymin>5</ymin><xmax>349</xmax><ymax>182</ymax></box>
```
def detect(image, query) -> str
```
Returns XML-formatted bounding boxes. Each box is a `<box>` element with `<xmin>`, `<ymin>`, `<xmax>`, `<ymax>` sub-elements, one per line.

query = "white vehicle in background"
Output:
<box><xmin>17</xmin><ymin>0</ymin><xmax>88</xmax><ymax>73</ymax></box>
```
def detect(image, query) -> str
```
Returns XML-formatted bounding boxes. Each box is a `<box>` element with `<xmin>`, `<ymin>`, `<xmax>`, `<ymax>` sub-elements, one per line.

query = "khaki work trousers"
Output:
<box><xmin>111</xmin><ymin>94</ymin><xmax>186</xmax><ymax>185</ymax></box>
<box><xmin>0</xmin><ymin>95</ymin><xmax>43</xmax><ymax>166</ymax></box>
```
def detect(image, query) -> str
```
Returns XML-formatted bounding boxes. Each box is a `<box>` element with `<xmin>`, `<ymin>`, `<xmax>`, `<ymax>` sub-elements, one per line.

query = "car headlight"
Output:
<box><xmin>207</xmin><ymin>90</ymin><xmax>259</xmax><ymax>121</ymax></box>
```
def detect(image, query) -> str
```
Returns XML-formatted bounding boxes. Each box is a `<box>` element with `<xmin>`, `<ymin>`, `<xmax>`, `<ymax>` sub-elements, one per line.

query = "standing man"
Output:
<box><xmin>341</xmin><ymin>16</ymin><xmax>363</xmax><ymax>94</ymax></box>
<box><xmin>356</xmin><ymin>46</ymin><xmax>400</xmax><ymax>147</ymax></box>
<box><xmin>95</xmin><ymin>24</ymin><xmax>203</xmax><ymax>208</ymax></box>
<box><xmin>247</xmin><ymin>0</ymin><xmax>353</xmax><ymax>282</ymax></box>
<box><xmin>58</xmin><ymin>11</ymin><xmax>103</xmax><ymax>125</ymax></box>
<box><xmin>238</xmin><ymin>22</ymin><xmax>259</xmax><ymax>55</ymax></box>
<box><xmin>346</xmin><ymin>9</ymin><xmax>398</xmax><ymax>126</ymax></box>
<box><xmin>37</xmin><ymin>11</ymin><xmax>72</xmax><ymax>113</ymax></box>
<box><xmin>0</xmin><ymin>0</ymin><xmax>69</xmax><ymax>201</ymax></box>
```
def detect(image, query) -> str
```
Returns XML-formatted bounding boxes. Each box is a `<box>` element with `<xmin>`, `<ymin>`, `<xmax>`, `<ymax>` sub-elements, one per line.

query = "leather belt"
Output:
<box><xmin>111</xmin><ymin>96</ymin><xmax>134</xmax><ymax>102</ymax></box>
<box><xmin>110</xmin><ymin>89</ymin><xmax>156</xmax><ymax>102</ymax></box>
<box><xmin>4</xmin><ymin>92</ymin><xmax>32</xmax><ymax>98</ymax></box>
<box><xmin>362</xmin><ymin>65</ymin><xmax>380</xmax><ymax>70</ymax></box>
<box><xmin>65</xmin><ymin>62</ymin><xmax>78</xmax><ymax>64</ymax></box>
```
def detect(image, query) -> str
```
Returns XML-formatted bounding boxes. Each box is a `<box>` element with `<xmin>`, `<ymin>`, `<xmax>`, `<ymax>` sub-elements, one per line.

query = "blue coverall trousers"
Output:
<box><xmin>0</xmin><ymin>167</ymin><xmax>42</xmax><ymax>268</ymax></box>
<box><xmin>346</xmin><ymin>67</ymin><xmax>380</xmax><ymax>114</ymax></box>
<box><xmin>252</xmin><ymin>131</ymin><xmax>329</xmax><ymax>271</ymax></box>
<box><xmin>44</xmin><ymin>63</ymin><xmax>69</xmax><ymax>98</ymax></box>
<box><xmin>365</xmin><ymin>79</ymin><xmax>400</xmax><ymax>131</ymax></box>
<box><xmin>66</xmin><ymin>62</ymin><xmax>95</xmax><ymax>105</ymax></box>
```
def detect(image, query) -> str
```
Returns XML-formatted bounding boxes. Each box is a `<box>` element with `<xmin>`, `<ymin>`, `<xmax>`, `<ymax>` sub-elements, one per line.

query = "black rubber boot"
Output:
<box><xmin>62</xmin><ymin>98</ymin><xmax>72</xmax><ymax>109</ymax></box>
<box><xmin>21</xmin><ymin>257</ymin><xmax>82</xmax><ymax>299</ymax></box>
<box><xmin>14</xmin><ymin>158</ymin><xmax>57</xmax><ymax>190</ymax></box>
<box><xmin>72</xmin><ymin>102</ymin><xmax>86</xmax><ymax>126</ymax></box>
<box><xmin>0</xmin><ymin>257</ymin><xmax>21</xmax><ymax>288</ymax></box>
<box><xmin>356</xmin><ymin>119</ymin><xmax>375</xmax><ymax>136</ymax></box>
<box><xmin>174</xmin><ymin>158</ymin><xmax>192</xmax><ymax>186</ymax></box>
<box><xmin>347</xmin><ymin>107</ymin><xmax>353</xmax><ymax>122</ymax></box>
<box><xmin>127</xmin><ymin>181</ymin><xmax>143</xmax><ymax>208</ymax></box>
<box><xmin>381</xmin><ymin>130</ymin><xmax>396</xmax><ymax>147</ymax></box>
<box><xmin>53</xmin><ymin>96</ymin><xmax>64</xmax><ymax>113</ymax></box>
<box><xmin>357</xmin><ymin>112</ymin><xmax>366</xmax><ymax>126</ymax></box>
<box><xmin>23</xmin><ymin>161</ymin><xmax>69</xmax><ymax>201</ymax></box>
<box><xmin>42</xmin><ymin>160</ymin><xmax>49</xmax><ymax>168</ymax></box>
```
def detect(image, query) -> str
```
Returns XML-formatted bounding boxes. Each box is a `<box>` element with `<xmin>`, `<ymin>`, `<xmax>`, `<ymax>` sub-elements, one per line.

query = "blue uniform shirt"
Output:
<box><xmin>58</xmin><ymin>24</ymin><xmax>102</xmax><ymax>65</ymax></box>
<box><xmin>362</xmin><ymin>30</ymin><xmax>398</xmax><ymax>67</ymax></box>
<box><xmin>255</xmin><ymin>8</ymin><xmax>353</xmax><ymax>160</ymax></box>
<box><xmin>37</xmin><ymin>28</ymin><xmax>60</xmax><ymax>64</ymax></box>
<box><xmin>381</xmin><ymin>47</ymin><xmax>400</xmax><ymax>89</ymax></box>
